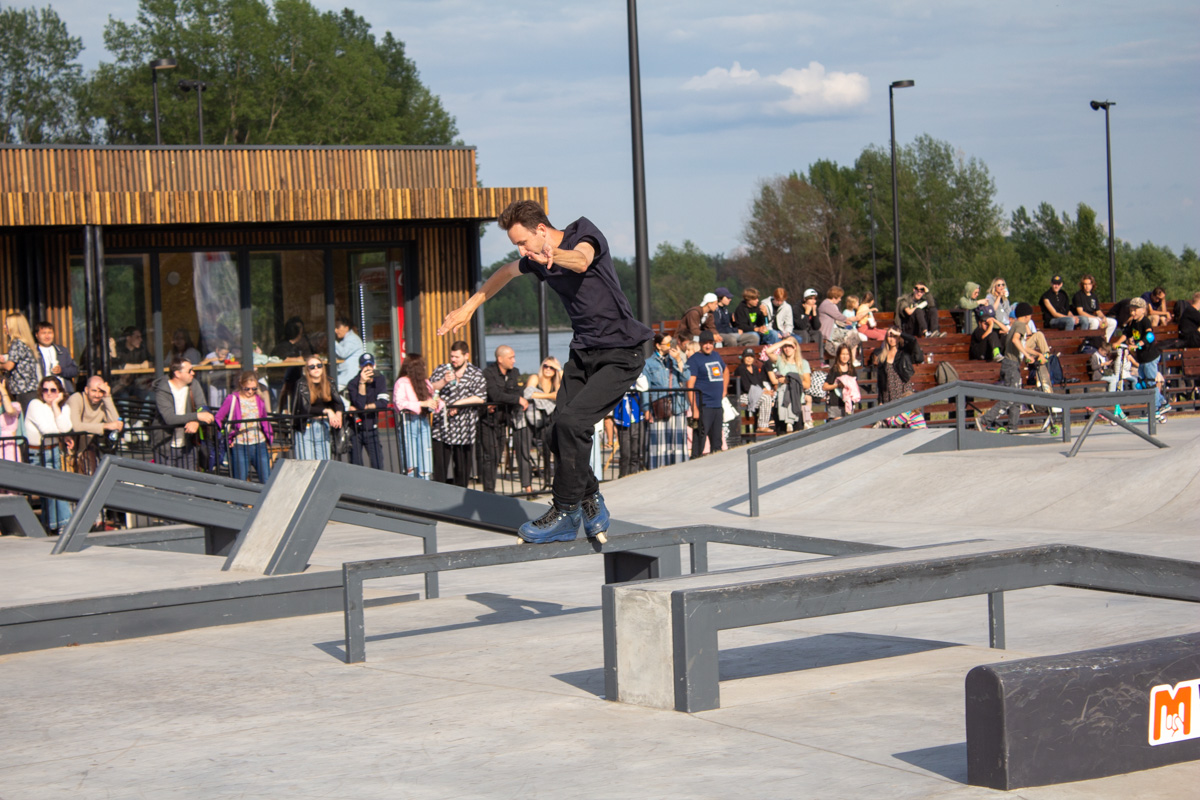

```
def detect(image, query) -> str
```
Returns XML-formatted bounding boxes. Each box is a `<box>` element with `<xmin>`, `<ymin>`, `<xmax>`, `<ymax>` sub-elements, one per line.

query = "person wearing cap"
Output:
<box><xmin>896</xmin><ymin>282</ymin><xmax>943</xmax><ymax>338</ymax></box>
<box><xmin>713</xmin><ymin>287</ymin><xmax>755</xmax><ymax>347</ymax></box>
<box><xmin>334</xmin><ymin>316</ymin><xmax>366</xmax><ymax>392</ymax></box>
<box><xmin>977</xmin><ymin>302</ymin><xmax>1047</xmax><ymax>432</ymax></box>
<box><xmin>969</xmin><ymin>304</ymin><xmax>1004</xmax><ymax>362</ymax></box>
<box><xmin>478</xmin><ymin>344</ymin><xmax>529</xmax><ymax>492</ymax></box>
<box><xmin>1040</xmin><ymin>275</ymin><xmax>1078</xmax><ymax>330</ymax></box>
<box><xmin>793</xmin><ymin>289</ymin><xmax>823</xmax><ymax>352</ymax></box>
<box><xmin>346</xmin><ymin>351</ymin><xmax>388</xmax><ymax>469</ymax></box>
<box><xmin>686</xmin><ymin>330</ymin><xmax>730</xmax><ymax>457</ymax></box>
<box><xmin>1112</xmin><ymin>297</ymin><xmax>1170</xmax><ymax>419</ymax></box>
<box><xmin>674</xmin><ymin>292</ymin><xmax>723</xmax><ymax>345</ymax></box>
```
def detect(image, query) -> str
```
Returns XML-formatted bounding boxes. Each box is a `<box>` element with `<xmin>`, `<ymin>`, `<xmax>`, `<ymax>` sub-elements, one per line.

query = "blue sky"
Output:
<box><xmin>52</xmin><ymin>0</ymin><xmax>1200</xmax><ymax>267</ymax></box>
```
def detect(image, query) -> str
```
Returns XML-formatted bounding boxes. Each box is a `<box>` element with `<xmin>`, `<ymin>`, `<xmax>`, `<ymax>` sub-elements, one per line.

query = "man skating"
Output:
<box><xmin>437</xmin><ymin>200</ymin><xmax>651</xmax><ymax>543</ymax></box>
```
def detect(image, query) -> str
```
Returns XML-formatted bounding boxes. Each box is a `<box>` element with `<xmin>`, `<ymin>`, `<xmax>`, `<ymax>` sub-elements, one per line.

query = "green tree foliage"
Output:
<box><xmin>649</xmin><ymin>240</ymin><xmax>716</xmax><ymax>320</ymax></box>
<box><xmin>86</xmin><ymin>0</ymin><xmax>458</xmax><ymax>145</ymax></box>
<box><xmin>0</xmin><ymin>5</ymin><xmax>87</xmax><ymax>142</ymax></box>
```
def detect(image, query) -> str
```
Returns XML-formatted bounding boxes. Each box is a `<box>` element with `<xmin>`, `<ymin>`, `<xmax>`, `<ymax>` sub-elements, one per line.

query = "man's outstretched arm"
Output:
<box><xmin>438</xmin><ymin>261</ymin><xmax>523</xmax><ymax>336</ymax></box>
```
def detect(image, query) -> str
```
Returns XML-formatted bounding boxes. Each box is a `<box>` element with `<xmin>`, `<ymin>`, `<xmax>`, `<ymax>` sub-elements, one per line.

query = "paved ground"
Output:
<box><xmin>1</xmin><ymin>418</ymin><xmax>1198</xmax><ymax>798</ymax></box>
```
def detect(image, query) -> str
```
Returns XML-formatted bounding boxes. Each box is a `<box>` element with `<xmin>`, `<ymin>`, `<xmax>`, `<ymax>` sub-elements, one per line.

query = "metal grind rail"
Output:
<box><xmin>746</xmin><ymin>382</ymin><xmax>1160</xmax><ymax>517</ymax></box>
<box><xmin>341</xmin><ymin>524</ymin><xmax>895</xmax><ymax>663</ymax></box>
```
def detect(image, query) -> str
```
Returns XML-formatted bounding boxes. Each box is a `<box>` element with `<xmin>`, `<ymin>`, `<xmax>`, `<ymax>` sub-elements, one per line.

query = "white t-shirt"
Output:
<box><xmin>171</xmin><ymin>383</ymin><xmax>190</xmax><ymax>448</ymax></box>
<box><xmin>39</xmin><ymin>345</ymin><xmax>58</xmax><ymax>373</ymax></box>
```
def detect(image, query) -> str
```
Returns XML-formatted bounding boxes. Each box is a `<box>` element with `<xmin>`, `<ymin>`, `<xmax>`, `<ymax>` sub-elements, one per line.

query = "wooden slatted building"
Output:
<box><xmin>0</xmin><ymin>145</ymin><xmax>545</xmax><ymax>380</ymax></box>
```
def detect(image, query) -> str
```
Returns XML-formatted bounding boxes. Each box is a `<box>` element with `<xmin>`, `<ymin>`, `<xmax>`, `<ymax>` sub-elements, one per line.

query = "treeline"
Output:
<box><xmin>484</xmin><ymin>135</ymin><xmax>1197</xmax><ymax>327</ymax></box>
<box><xmin>0</xmin><ymin>1</ymin><xmax>457</xmax><ymax>145</ymax></box>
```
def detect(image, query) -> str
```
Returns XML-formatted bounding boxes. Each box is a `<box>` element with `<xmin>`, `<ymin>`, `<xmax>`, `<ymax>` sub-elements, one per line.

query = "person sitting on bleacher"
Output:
<box><xmin>1072</xmin><ymin>274</ymin><xmax>1117</xmax><ymax>340</ymax></box>
<box><xmin>763</xmin><ymin>336</ymin><xmax>812</xmax><ymax>431</ymax></box>
<box><xmin>969</xmin><ymin>305</ymin><xmax>1004</xmax><ymax>362</ymax></box>
<box><xmin>959</xmin><ymin>281</ymin><xmax>989</xmax><ymax>334</ymax></box>
<box><xmin>674</xmin><ymin>293</ymin><xmax>723</xmax><ymax>346</ymax></box>
<box><xmin>793</xmin><ymin>289</ymin><xmax>823</xmax><ymax>353</ymax></box>
<box><xmin>1141</xmin><ymin>287</ymin><xmax>1173</xmax><ymax>328</ymax></box>
<box><xmin>1179</xmin><ymin>291</ymin><xmax>1200</xmax><ymax>348</ymax></box>
<box><xmin>714</xmin><ymin>287</ymin><xmax>757</xmax><ymax>347</ymax></box>
<box><xmin>1040</xmin><ymin>275</ymin><xmax>1079</xmax><ymax>331</ymax></box>
<box><xmin>896</xmin><ymin>282</ymin><xmax>943</xmax><ymax>338</ymax></box>
<box><xmin>984</xmin><ymin>278</ymin><xmax>1013</xmax><ymax>332</ymax></box>
<box><xmin>732</xmin><ymin>346</ymin><xmax>774</xmax><ymax>431</ymax></box>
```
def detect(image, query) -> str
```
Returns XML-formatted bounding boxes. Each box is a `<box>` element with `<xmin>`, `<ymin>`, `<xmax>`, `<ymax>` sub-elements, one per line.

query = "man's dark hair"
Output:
<box><xmin>334</xmin><ymin>316</ymin><xmax>353</xmax><ymax>329</ymax></box>
<box><xmin>34</xmin><ymin>320</ymin><xmax>54</xmax><ymax>333</ymax></box>
<box><xmin>168</xmin><ymin>357</ymin><xmax>191</xmax><ymax>380</ymax></box>
<box><xmin>497</xmin><ymin>200</ymin><xmax>552</xmax><ymax>232</ymax></box>
<box><xmin>449</xmin><ymin>340</ymin><xmax>470</xmax><ymax>355</ymax></box>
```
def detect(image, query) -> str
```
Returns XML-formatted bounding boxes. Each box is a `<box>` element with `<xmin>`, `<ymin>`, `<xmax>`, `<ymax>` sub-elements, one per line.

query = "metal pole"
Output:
<box><xmin>82</xmin><ymin>226</ymin><xmax>96</xmax><ymax>374</ymax></box>
<box><xmin>868</xmin><ymin>180</ymin><xmax>878</xmax><ymax>301</ymax></box>
<box><xmin>889</xmin><ymin>85</ymin><xmax>901</xmax><ymax>300</ymax></box>
<box><xmin>197</xmin><ymin>87</ymin><xmax>204</xmax><ymax>146</ymax></box>
<box><xmin>94</xmin><ymin>226</ymin><xmax>110</xmax><ymax>378</ymax></box>
<box><xmin>626</xmin><ymin>0</ymin><xmax>652</xmax><ymax>333</ymax></box>
<box><xmin>152</xmin><ymin>69</ymin><xmax>162</xmax><ymax>146</ymax></box>
<box><xmin>1103</xmin><ymin>105</ymin><xmax>1116</xmax><ymax>302</ymax></box>
<box><xmin>537</xmin><ymin>281</ymin><xmax>549</xmax><ymax>364</ymax></box>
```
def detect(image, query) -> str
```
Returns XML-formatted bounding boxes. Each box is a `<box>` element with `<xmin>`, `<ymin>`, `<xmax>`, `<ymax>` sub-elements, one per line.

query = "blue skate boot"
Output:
<box><xmin>517</xmin><ymin>502</ymin><xmax>582</xmax><ymax>544</ymax></box>
<box><xmin>581</xmin><ymin>492</ymin><xmax>610</xmax><ymax>543</ymax></box>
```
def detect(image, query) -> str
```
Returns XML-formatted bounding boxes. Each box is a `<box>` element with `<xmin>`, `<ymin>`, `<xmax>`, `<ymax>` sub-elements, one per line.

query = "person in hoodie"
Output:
<box><xmin>151</xmin><ymin>358</ymin><xmax>214</xmax><ymax>470</ymax></box>
<box><xmin>958</xmin><ymin>281</ymin><xmax>989</xmax><ymax>334</ymax></box>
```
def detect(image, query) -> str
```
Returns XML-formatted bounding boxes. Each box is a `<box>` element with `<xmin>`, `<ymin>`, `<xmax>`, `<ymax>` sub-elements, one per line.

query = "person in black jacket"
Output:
<box><xmin>478</xmin><ymin>344</ymin><xmax>528</xmax><ymax>493</ymax></box>
<box><xmin>793</xmin><ymin>289</ymin><xmax>823</xmax><ymax>353</ymax></box>
<box><xmin>873</xmin><ymin>327</ymin><xmax>921</xmax><ymax>406</ymax></box>
<box><xmin>34</xmin><ymin>321</ymin><xmax>79</xmax><ymax>396</ymax></box>
<box><xmin>346</xmin><ymin>353</ymin><xmax>388</xmax><ymax>469</ymax></box>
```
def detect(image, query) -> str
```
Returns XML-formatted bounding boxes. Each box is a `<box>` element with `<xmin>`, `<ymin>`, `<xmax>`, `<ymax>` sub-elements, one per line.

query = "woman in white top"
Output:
<box><xmin>24</xmin><ymin>376</ymin><xmax>74</xmax><ymax>531</ymax></box>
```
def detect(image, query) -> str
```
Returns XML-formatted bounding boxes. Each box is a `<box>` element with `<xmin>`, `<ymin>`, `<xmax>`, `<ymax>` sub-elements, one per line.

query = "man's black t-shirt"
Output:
<box><xmin>1072</xmin><ymin>290</ymin><xmax>1100</xmax><ymax>317</ymax></box>
<box><xmin>1180</xmin><ymin>304</ymin><xmax>1200</xmax><ymax>347</ymax></box>
<box><xmin>732</xmin><ymin>363</ymin><xmax>765</xmax><ymax>392</ymax></box>
<box><xmin>518</xmin><ymin>217</ymin><xmax>651</xmax><ymax>350</ymax></box>
<box><xmin>1039</xmin><ymin>289</ymin><xmax>1071</xmax><ymax>326</ymax></box>
<box><xmin>1123</xmin><ymin>316</ymin><xmax>1161</xmax><ymax>364</ymax></box>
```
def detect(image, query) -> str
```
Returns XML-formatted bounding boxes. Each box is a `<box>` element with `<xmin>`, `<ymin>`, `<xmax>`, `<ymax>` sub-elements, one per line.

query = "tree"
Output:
<box><xmin>649</xmin><ymin>240</ymin><xmax>715</xmax><ymax>320</ymax></box>
<box><xmin>0</xmin><ymin>5</ymin><xmax>87</xmax><ymax>142</ymax></box>
<box><xmin>86</xmin><ymin>0</ymin><xmax>458</xmax><ymax>145</ymax></box>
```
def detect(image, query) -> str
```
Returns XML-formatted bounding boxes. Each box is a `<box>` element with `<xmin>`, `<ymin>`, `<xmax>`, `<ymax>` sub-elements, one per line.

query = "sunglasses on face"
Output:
<box><xmin>42</xmin><ymin>387</ymin><xmax>60</xmax><ymax>394</ymax></box>
<box><xmin>307</xmin><ymin>364</ymin><xmax>323</xmax><ymax>371</ymax></box>
<box><xmin>242</xmin><ymin>385</ymin><xmax>258</xmax><ymax>392</ymax></box>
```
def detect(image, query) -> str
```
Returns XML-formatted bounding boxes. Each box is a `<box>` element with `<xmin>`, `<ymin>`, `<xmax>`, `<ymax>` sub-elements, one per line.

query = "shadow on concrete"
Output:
<box><xmin>893</xmin><ymin>742</ymin><xmax>967</xmax><ymax>783</ymax></box>
<box><xmin>551</xmin><ymin>667</ymin><xmax>607</xmax><ymax>698</ymax></box>
<box><xmin>715</xmin><ymin>430</ymin><xmax>911</xmax><ymax>516</ymax></box>
<box><xmin>312</xmin><ymin>592</ymin><xmax>599</xmax><ymax>661</ymax></box>
<box><xmin>717</xmin><ymin>631</ymin><xmax>955</xmax><ymax>681</ymax></box>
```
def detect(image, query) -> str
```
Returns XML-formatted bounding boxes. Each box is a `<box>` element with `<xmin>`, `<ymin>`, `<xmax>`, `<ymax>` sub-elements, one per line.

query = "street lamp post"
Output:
<box><xmin>179</xmin><ymin>79</ymin><xmax>208</xmax><ymax>145</ymax></box>
<box><xmin>866</xmin><ymin>176</ymin><xmax>878</xmax><ymax>301</ymax></box>
<box><xmin>626</xmin><ymin>0</ymin><xmax>651</xmax><ymax>336</ymax></box>
<box><xmin>889</xmin><ymin>79</ymin><xmax>914</xmax><ymax>300</ymax></box>
<box><xmin>1090</xmin><ymin>100</ymin><xmax>1117</xmax><ymax>302</ymax></box>
<box><xmin>150</xmin><ymin>58</ymin><xmax>177</xmax><ymax>145</ymax></box>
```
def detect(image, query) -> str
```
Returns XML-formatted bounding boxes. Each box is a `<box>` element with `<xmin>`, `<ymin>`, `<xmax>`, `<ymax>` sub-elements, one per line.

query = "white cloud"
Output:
<box><xmin>684</xmin><ymin>61</ymin><xmax>870</xmax><ymax>115</ymax></box>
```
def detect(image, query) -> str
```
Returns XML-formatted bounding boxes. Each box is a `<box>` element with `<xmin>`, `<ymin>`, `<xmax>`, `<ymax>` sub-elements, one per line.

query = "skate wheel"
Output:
<box><xmin>515</xmin><ymin>537</ymin><xmax>525</xmax><ymax>545</ymax></box>
<box><xmin>594</xmin><ymin>532</ymin><xmax>608</xmax><ymax>544</ymax></box>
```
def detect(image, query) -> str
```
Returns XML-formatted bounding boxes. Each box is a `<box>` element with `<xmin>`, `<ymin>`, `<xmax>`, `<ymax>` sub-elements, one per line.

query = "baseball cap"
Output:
<box><xmin>803</xmin><ymin>288</ymin><xmax>818</xmax><ymax>299</ymax></box>
<box><xmin>976</xmin><ymin>304</ymin><xmax>996</xmax><ymax>320</ymax></box>
<box><xmin>699</xmin><ymin>330</ymin><xmax>715</xmax><ymax>343</ymax></box>
<box><xmin>741</xmin><ymin>347</ymin><xmax>757</xmax><ymax>357</ymax></box>
<box><xmin>715</xmin><ymin>287</ymin><xmax>733</xmax><ymax>300</ymax></box>
<box><xmin>359</xmin><ymin>353</ymin><xmax>375</xmax><ymax>367</ymax></box>
<box><xmin>1051</xmin><ymin>275</ymin><xmax>1063</xmax><ymax>284</ymax></box>
<box><xmin>1013</xmin><ymin>302</ymin><xmax>1034</xmax><ymax>319</ymax></box>
<box><xmin>1129</xmin><ymin>297</ymin><xmax>1147</xmax><ymax>309</ymax></box>
<box><xmin>701</xmin><ymin>292</ymin><xmax>718</xmax><ymax>306</ymax></box>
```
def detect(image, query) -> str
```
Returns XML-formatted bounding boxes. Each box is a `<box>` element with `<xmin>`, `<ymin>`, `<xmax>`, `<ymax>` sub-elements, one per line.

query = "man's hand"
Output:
<box><xmin>184</xmin><ymin>421</ymin><xmax>200</xmax><ymax>434</ymax></box>
<box><xmin>197</xmin><ymin>411</ymin><xmax>215</xmax><ymax>424</ymax></box>
<box><xmin>438</xmin><ymin>304</ymin><xmax>476</xmax><ymax>336</ymax></box>
<box><xmin>51</xmin><ymin>364</ymin><xmax>61</xmax><ymax>374</ymax></box>
<box><xmin>365</xmin><ymin>403</ymin><xmax>376</xmax><ymax>410</ymax></box>
<box><xmin>103</xmin><ymin>420</ymin><xmax>124</xmax><ymax>431</ymax></box>
<box><xmin>519</xmin><ymin>397</ymin><xmax>529</xmax><ymax>410</ymax></box>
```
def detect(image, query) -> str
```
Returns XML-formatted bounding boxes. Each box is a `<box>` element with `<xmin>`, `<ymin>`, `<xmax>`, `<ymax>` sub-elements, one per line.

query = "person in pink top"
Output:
<box><xmin>0</xmin><ymin>380</ymin><xmax>21</xmax><ymax>466</ymax></box>
<box><xmin>392</xmin><ymin>353</ymin><xmax>443</xmax><ymax>480</ymax></box>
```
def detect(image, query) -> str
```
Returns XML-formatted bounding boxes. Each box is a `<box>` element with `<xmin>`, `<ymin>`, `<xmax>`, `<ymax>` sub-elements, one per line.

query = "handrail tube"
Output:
<box><xmin>747</xmin><ymin>382</ymin><xmax>1156</xmax><ymax>516</ymax></box>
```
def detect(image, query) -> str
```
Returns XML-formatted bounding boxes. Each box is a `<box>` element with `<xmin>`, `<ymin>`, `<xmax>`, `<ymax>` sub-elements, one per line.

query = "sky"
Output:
<box><xmin>48</xmin><ymin>0</ymin><xmax>1200</xmax><ymax>267</ymax></box>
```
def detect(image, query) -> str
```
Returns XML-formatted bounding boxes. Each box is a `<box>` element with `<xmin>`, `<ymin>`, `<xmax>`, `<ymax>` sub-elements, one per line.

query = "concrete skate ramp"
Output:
<box><xmin>601</xmin><ymin>422</ymin><xmax>1200</xmax><ymax>539</ymax></box>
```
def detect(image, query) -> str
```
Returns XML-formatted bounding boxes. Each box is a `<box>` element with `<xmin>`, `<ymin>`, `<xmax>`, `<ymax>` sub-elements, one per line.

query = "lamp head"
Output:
<box><xmin>1090</xmin><ymin>100</ymin><xmax>1114</xmax><ymax>111</ymax></box>
<box><xmin>150</xmin><ymin>58</ymin><xmax>177</xmax><ymax>71</ymax></box>
<box><xmin>890</xmin><ymin>80</ymin><xmax>915</xmax><ymax>89</ymax></box>
<box><xmin>178</xmin><ymin>79</ymin><xmax>208</xmax><ymax>93</ymax></box>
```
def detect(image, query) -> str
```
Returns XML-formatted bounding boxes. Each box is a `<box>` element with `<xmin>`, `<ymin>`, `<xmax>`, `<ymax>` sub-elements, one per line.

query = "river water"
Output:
<box><xmin>483</xmin><ymin>331</ymin><xmax>576</xmax><ymax>375</ymax></box>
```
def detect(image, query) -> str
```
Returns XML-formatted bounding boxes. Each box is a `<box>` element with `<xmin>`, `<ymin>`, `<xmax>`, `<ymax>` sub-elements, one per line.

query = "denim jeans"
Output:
<box><xmin>28</xmin><ymin>446</ymin><xmax>72</xmax><ymax>531</ymax></box>
<box><xmin>1137</xmin><ymin>356</ymin><xmax>1166</xmax><ymax>410</ymax></box>
<box><xmin>230</xmin><ymin>441</ymin><xmax>271</xmax><ymax>483</ymax></box>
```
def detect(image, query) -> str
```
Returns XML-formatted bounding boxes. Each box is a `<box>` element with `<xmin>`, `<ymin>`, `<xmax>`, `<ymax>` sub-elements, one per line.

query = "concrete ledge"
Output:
<box><xmin>966</xmin><ymin>632</ymin><xmax>1200</xmax><ymax>789</ymax></box>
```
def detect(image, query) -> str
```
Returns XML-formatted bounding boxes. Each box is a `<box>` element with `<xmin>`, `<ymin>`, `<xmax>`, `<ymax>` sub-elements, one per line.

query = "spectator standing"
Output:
<box><xmin>25</xmin><ymin>377</ymin><xmax>74</xmax><ymax>531</ymax></box>
<box><xmin>675</xmin><ymin>293</ymin><xmax>722</xmax><ymax>345</ymax></box>
<box><xmin>291</xmin><ymin>357</ymin><xmax>344</xmax><ymax>460</ymax></box>
<box><xmin>1113</xmin><ymin>297</ymin><xmax>1169</xmax><ymax>420</ymax></box>
<box><xmin>1072</xmin><ymin>274</ymin><xmax>1117</xmax><ymax>340</ymax></box>
<box><xmin>1040</xmin><ymin>275</ymin><xmax>1079</xmax><ymax>330</ymax></box>
<box><xmin>479</xmin><ymin>345</ymin><xmax>528</xmax><ymax>492</ymax></box>
<box><xmin>873</xmin><ymin>327</ymin><xmax>927</xmax><ymax>429</ymax></box>
<box><xmin>346</xmin><ymin>353</ymin><xmax>388</xmax><ymax>470</ymax></box>
<box><xmin>393</xmin><ymin>353</ymin><xmax>442</xmax><ymax>481</ymax></box>
<box><xmin>516</xmin><ymin>357</ymin><xmax>561</xmax><ymax>494</ymax></box>
<box><xmin>151</xmin><ymin>359</ymin><xmax>214</xmax><ymax>470</ymax></box>
<box><xmin>686</xmin><ymin>331</ymin><xmax>728</xmax><ymax>458</ymax></box>
<box><xmin>642</xmin><ymin>334</ymin><xmax>690</xmax><ymax>469</ymax></box>
<box><xmin>333</xmin><ymin>318</ymin><xmax>366</xmax><ymax>392</ymax></box>
<box><xmin>215</xmin><ymin>371</ymin><xmax>273</xmax><ymax>483</ymax></box>
<box><xmin>429</xmin><ymin>341</ymin><xmax>486</xmax><ymax>487</ymax></box>
<box><xmin>67</xmin><ymin>376</ymin><xmax>124</xmax><ymax>476</ymax></box>
<box><xmin>713</xmin><ymin>288</ymin><xmax>754</xmax><ymax>347</ymax></box>
<box><xmin>34</xmin><ymin>321</ymin><xmax>78</xmax><ymax>396</ymax></box>
<box><xmin>3</xmin><ymin>313</ymin><xmax>41</xmax><ymax>409</ymax></box>
<box><xmin>896</xmin><ymin>282</ymin><xmax>943</xmax><ymax>337</ymax></box>
<box><xmin>1178</xmin><ymin>291</ymin><xmax>1200</xmax><ymax>348</ymax></box>
<box><xmin>612</xmin><ymin>375</ymin><xmax>648</xmax><ymax>478</ymax></box>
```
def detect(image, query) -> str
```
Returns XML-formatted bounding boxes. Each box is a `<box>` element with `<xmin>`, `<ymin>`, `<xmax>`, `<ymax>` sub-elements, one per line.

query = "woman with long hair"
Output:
<box><xmin>0</xmin><ymin>379</ymin><xmax>20</xmax><ymax>464</ymax></box>
<box><xmin>985</xmin><ymin>278</ymin><xmax>1013</xmax><ymax>332</ymax></box>
<box><xmin>642</xmin><ymin>333</ymin><xmax>691</xmax><ymax>469</ymax></box>
<box><xmin>3</xmin><ymin>313</ymin><xmax>41</xmax><ymax>410</ymax></box>
<box><xmin>215</xmin><ymin>371</ymin><xmax>274</xmax><ymax>482</ymax></box>
<box><xmin>516</xmin><ymin>356</ymin><xmax>561</xmax><ymax>494</ymax></box>
<box><xmin>822</xmin><ymin>344</ymin><xmax>861</xmax><ymax>419</ymax></box>
<box><xmin>873</xmin><ymin>326</ymin><xmax>927</xmax><ymax>429</ymax></box>
<box><xmin>763</xmin><ymin>336</ymin><xmax>813</xmax><ymax>430</ymax></box>
<box><xmin>169</xmin><ymin>329</ymin><xmax>202</xmax><ymax>364</ymax></box>
<box><xmin>25</xmin><ymin>376</ymin><xmax>74</xmax><ymax>531</ymax></box>
<box><xmin>290</xmin><ymin>357</ymin><xmax>343</xmax><ymax>459</ymax></box>
<box><xmin>393</xmin><ymin>353</ymin><xmax>442</xmax><ymax>480</ymax></box>
<box><xmin>732</xmin><ymin>345</ymin><xmax>773</xmax><ymax>432</ymax></box>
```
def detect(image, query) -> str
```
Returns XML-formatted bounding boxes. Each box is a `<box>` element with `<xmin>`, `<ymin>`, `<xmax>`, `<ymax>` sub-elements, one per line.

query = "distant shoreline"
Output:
<box><xmin>488</xmin><ymin>326</ymin><xmax>572</xmax><ymax>335</ymax></box>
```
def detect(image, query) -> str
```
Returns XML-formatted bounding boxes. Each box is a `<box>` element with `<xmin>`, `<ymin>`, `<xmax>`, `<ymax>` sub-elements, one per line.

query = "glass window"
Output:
<box><xmin>248</xmin><ymin>249</ymin><xmax>326</xmax><ymax>410</ymax></box>
<box><xmin>70</xmin><ymin>253</ymin><xmax>153</xmax><ymax>388</ymax></box>
<box><xmin>160</xmin><ymin>251</ymin><xmax>242</xmax><ymax>408</ymax></box>
<box><xmin>333</xmin><ymin>248</ymin><xmax>407</xmax><ymax>381</ymax></box>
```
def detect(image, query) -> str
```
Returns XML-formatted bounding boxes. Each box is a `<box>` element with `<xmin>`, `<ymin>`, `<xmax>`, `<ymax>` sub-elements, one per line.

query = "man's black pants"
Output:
<box><xmin>478</xmin><ymin>422</ymin><xmax>506</xmax><ymax>493</ymax></box>
<box><xmin>691</xmin><ymin>406</ymin><xmax>723</xmax><ymax>458</ymax></box>
<box><xmin>548</xmin><ymin>345</ymin><xmax>646</xmax><ymax>507</ymax></box>
<box><xmin>432</xmin><ymin>439</ymin><xmax>471</xmax><ymax>487</ymax></box>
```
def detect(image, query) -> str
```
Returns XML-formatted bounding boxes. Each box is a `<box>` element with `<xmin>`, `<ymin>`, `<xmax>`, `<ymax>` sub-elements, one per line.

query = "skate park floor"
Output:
<box><xmin>1</xmin><ymin>417</ymin><xmax>1198</xmax><ymax>798</ymax></box>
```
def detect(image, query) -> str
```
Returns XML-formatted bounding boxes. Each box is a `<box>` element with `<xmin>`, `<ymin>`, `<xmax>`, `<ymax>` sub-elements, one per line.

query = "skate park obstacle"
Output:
<box><xmin>603</xmin><ymin>540</ymin><xmax>1200</xmax><ymax>712</ymax></box>
<box><xmin>966</xmin><ymin>632</ymin><xmax>1200</xmax><ymax>789</ymax></box>
<box><xmin>342</xmin><ymin>524</ymin><xmax>892</xmax><ymax>663</ymax></box>
<box><xmin>0</xmin><ymin>496</ymin><xmax>46</xmax><ymax>537</ymax></box>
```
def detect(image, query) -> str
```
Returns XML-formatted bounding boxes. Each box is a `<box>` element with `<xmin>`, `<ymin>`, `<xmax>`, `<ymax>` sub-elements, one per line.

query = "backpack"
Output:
<box><xmin>934</xmin><ymin>361</ymin><xmax>959</xmax><ymax>385</ymax></box>
<box><xmin>1045</xmin><ymin>354</ymin><xmax>1065</xmax><ymax>386</ymax></box>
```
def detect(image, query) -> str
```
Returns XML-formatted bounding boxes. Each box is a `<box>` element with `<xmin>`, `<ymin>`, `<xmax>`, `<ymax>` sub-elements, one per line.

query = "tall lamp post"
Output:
<box><xmin>626</xmin><ymin>0</ymin><xmax>651</xmax><ymax>336</ymax></box>
<box><xmin>150</xmin><ymin>58</ymin><xmax>177</xmax><ymax>145</ymax></box>
<box><xmin>866</xmin><ymin>175</ymin><xmax>878</xmax><ymax>301</ymax></box>
<box><xmin>889</xmin><ymin>79</ymin><xmax>914</xmax><ymax>299</ymax></box>
<box><xmin>179</xmin><ymin>79</ymin><xmax>208</xmax><ymax>145</ymax></box>
<box><xmin>1090</xmin><ymin>100</ymin><xmax>1117</xmax><ymax>302</ymax></box>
